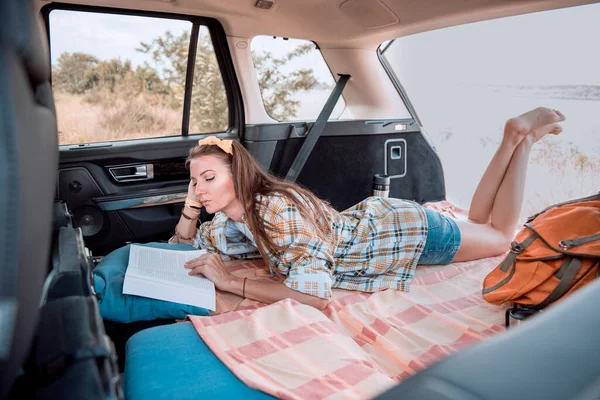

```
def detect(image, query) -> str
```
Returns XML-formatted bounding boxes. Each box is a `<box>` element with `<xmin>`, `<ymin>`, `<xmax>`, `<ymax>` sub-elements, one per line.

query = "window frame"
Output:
<box><xmin>376</xmin><ymin>7</ymin><xmax>600</xmax><ymax>219</ymax></box>
<box><xmin>41</xmin><ymin>2</ymin><xmax>245</xmax><ymax>144</ymax></box>
<box><xmin>377</xmin><ymin>40</ymin><xmax>422</xmax><ymax>127</ymax></box>
<box><xmin>249</xmin><ymin>35</ymin><xmax>347</xmax><ymax>123</ymax></box>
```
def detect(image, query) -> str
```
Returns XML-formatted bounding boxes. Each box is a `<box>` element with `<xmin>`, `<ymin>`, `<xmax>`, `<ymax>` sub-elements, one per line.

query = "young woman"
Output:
<box><xmin>173</xmin><ymin>107</ymin><xmax>565</xmax><ymax>310</ymax></box>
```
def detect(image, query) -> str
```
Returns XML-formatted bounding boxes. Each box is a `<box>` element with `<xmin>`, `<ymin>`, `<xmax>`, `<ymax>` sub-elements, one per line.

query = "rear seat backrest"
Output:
<box><xmin>0</xmin><ymin>0</ymin><xmax>58</xmax><ymax>396</ymax></box>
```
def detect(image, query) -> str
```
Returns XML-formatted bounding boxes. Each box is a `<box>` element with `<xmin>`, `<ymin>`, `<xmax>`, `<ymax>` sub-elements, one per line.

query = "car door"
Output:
<box><xmin>245</xmin><ymin>120</ymin><xmax>445</xmax><ymax>212</ymax></box>
<box><xmin>239</xmin><ymin>36</ymin><xmax>445</xmax><ymax>212</ymax></box>
<box><xmin>45</xmin><ymin>4</ymin><xmax>243</xmax><ymax>256</ymax></box>
<box><xmin>46</xmin><ymin>6</ymin><xmax>446</xmax><ymax>258</ymax></box>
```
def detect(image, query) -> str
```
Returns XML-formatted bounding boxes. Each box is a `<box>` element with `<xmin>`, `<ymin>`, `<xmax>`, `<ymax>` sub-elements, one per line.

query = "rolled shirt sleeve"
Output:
<box><xmin>264</xmin><ymin>196</ymin><xmax>335</xmax><ymax>299</ymax></box>
<box><xmin>283</xmin><ymin>258</ymin><xmax>333</xmax><ymax>299</ymax></box>
<box><xmin>192</xmin><ymin>212</ymin><xmax>261</xmax><ymax>260</ymax></box>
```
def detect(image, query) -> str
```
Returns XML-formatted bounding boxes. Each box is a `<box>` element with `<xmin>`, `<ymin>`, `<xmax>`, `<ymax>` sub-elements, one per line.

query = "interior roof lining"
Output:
<box><xmin>37</xmin><ymin>0</ymin><xmax>600</xmax><ymax>50</ymax></box>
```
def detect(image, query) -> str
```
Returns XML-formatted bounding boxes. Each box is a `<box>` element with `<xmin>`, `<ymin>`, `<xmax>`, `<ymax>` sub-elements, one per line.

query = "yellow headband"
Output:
<box><xmin>198</xmin><ymin>136</ymin><xmax>233</xmax><ymax>155</ymax></box>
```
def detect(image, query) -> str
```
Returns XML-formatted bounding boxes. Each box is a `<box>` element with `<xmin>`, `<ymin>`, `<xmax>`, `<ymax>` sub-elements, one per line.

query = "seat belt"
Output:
<box><xmin>285</xmin><ymin>74</ymin><xmax>351</xmax><ymax>182</ymax></box>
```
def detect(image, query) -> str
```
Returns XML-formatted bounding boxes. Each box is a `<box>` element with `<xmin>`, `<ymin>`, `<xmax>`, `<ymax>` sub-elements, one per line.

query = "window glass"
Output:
<box><xmin>49</xmin><ymin>10</ymin><xmax>228</xmax><ymax>145</ymax></box>
<box><xmin>189</xmin><ymin>27</ymin><xmax>228</xmax><ymax>133</ymax></box>
<box><xmin>251</xmin><ymin>36</ymin><xmax>345</xmax><ymax>121</ymax></box>
<box><xmin>381</xmin><ymin>4</ymin><xmax>600</xmax><ymax>219</ymax></box>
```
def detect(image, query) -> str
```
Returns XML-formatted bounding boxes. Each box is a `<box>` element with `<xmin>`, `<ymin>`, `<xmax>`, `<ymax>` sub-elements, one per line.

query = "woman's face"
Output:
<box><xmin>190</xmin><ymin>155</ymin><xmax>238</xmax><ymax>215</ymax></box>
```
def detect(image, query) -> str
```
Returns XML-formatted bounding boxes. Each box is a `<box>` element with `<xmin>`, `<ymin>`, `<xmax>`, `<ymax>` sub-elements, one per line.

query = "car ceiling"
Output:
<box><xmin>37</xmin><ymin>0</ymin><xmax>600</xmax><ymax>49</ymax></box>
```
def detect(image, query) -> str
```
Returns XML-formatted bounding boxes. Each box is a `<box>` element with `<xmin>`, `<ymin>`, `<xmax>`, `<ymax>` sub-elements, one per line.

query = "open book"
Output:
<box><xmin>123</xmin><ymin>245</ymin><xmax>216</xmax><ymax>311</ymax></box>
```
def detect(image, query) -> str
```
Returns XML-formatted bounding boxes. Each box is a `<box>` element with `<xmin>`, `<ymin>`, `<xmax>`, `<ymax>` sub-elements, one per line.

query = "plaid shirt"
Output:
<box><xmin>193</xmin><ymin>195</ymin><xmax>428</xmax><ymax>299</ymax></box>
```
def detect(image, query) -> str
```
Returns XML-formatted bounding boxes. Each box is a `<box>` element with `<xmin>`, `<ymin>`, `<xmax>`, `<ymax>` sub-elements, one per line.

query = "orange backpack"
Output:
<box><xmin>482</xmin><ymin>193</ymin><xmax>600</xmax><ymax>309</ymax></box>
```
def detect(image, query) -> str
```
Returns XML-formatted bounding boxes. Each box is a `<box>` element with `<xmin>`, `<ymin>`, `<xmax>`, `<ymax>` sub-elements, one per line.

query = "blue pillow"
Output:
<box><xmin>93</xmin><ymin>242</ymin><xmax>210</xmax><ymax>323</ymax></box>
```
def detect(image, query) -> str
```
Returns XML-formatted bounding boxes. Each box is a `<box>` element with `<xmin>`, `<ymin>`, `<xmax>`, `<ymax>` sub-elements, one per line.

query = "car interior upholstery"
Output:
<box><xmin>1</xmin><ymin>0</ymin><xmax>598</xmax><ymax>398</ymax></box>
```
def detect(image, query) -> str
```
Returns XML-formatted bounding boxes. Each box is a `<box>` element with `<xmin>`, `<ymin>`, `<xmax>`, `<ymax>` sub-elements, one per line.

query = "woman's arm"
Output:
<box><xmin>185</xmin><ymin>253</ymin><xmax>331</xmax><ymax>310</ymax></box>
<box><xmin>172</xmin><ymin>206</ymin><xmax>199</xmax><ymax>244</ymax></box>
<box><xmin>226</xmin><ymin>277</ymin><xmax>330</xmax><ymax>310</ymax></box>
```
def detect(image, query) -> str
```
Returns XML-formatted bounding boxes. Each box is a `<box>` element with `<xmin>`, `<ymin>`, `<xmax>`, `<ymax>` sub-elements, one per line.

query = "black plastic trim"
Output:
<box><xmin>182</xmin><ymin>24</ymin><xmax>200</xmax><ymax>136</ymax></box>
<box><xmin>57</xmin><ymin>134</ymin><xmax>239</xmax><ymax>163</ymax></box>
<box><xmin>93</xmin><ymin>186</ymin><xmax>187</xmax><ymax>202</ymax></box>
<box><xmin>244</xmin><ymin>119</ymin><xmax>419</xmax><ymax>141</ymax></box>
<box><xmin>377</xmin><ymin>45</ymin><xmax>423</xmax><ymax>127</ymax></box>
<box><xmin>209</xmin><ymin>16</ymin><xmax>245</xmax><ymax>140</ymax></box>
<box><xmin>379</xmin><ymin>39</ymin><xmax>395</xmax><ymax>55</ymax></box>
<box><xmin>41</xmin><ymin>2</ymin><xmax>244</xmax><ymax>139</ymax></box>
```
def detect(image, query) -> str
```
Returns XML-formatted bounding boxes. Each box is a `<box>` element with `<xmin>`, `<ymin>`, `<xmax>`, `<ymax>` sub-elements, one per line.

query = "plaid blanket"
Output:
<box><xmin>188</xmin><ymin>253</ymin><xmax>507</xmax><ymax>399</ymax></box>
<box><xmin>187</xmin><ymin>203</ymin><xmax>507</xmax><ymax>398</ymax></box>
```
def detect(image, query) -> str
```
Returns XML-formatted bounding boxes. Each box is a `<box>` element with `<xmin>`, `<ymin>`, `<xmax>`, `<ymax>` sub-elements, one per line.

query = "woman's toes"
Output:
<box><xmin>553</xmin><ymin>109</ymin><xmax>566</xmax><ymax>122</ymax></box>
<box><xmin>504</xmin><ymin>107</ymin><xmax>566</xmax><ymax>144</ymax></box>
<box><xmin>549</xmin><ymin>124</ymin><xmax>563</xmax><ymax>135</ymax></box>
<box><xmin>530</xmin><ymin>122</ymin><xmax>563</xmax><ymax>143</ymax></box>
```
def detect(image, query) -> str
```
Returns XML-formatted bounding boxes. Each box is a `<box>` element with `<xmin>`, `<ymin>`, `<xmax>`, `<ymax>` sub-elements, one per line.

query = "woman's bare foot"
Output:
<box><xmin>527</xmin><ymin>121</ymin><xmax>564</xmax><ymax>144</ymax></box>
<box><xmin>503</xmin><ymin>107</ymin><xmax>566</xmax><ymax>146</ymax></box>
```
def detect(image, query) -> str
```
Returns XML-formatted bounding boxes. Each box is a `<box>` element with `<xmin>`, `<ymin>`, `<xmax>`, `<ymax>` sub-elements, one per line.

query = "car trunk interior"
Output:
<box><xmin>2</xmin><ymin>0</ymin><xmax>598</xmax><ymax>398</ymax></box>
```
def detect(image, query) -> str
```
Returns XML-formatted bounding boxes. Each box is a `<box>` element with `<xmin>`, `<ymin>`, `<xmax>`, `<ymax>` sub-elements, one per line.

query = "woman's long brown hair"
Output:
<box><xmin>187</xmin><ymin>140</ymin><xmax>337</xmax><ymax>257</ymax></box>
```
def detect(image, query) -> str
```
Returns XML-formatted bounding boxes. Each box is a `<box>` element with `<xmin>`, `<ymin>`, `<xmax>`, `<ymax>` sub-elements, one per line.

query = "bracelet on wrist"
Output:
<box><xmin>185</xmin><ymin>205</ymin><xmax>201</xmax><ymax>215</ymax></box>
<box><xmin>185</xmin><ymin>198</ymin><xmax>203</xmax><ymax>210</ymax></box>
<box><xmin>173</xmin><ymin>228</ymin><xmax>193</xmax><ymax>241</ymax></box>
<box><xmin>181</xmin><ymin>208</ymin><xmax>199</xmax><ymax>221</ymax></box>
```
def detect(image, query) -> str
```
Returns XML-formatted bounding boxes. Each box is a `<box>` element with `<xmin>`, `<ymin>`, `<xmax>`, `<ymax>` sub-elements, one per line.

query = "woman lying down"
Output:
<box><xmin>170</xmin><ymin>107</ymin><xmax>566</xmax><ymax>310</ymax></box>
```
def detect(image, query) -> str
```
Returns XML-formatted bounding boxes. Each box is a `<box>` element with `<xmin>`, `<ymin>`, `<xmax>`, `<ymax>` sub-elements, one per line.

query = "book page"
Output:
<box><xmin>127</xmin><ymin>245</ymin><xmax>211</xmax><ymax>290</ymax></box>
<box><xmin>123</xmin><ymin>275</ymin><xmax>216</xmax><ymax>311</ymax></box>
<box><xmin>123</xmin><ymin>245</ymin><xmax>217</xmax><ymax>311</ymax></box>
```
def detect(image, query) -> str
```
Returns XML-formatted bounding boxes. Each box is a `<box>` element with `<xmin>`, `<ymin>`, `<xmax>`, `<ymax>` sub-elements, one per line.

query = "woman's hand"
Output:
<box><xmin>187</xmin><ymin>180</ymin><xmax>199</xmax><ymax>203</ymax></box>
<box><xmin>184</xmin><ymin>253</ymin><xmax>235</xmax><ymax>291</ymax></box>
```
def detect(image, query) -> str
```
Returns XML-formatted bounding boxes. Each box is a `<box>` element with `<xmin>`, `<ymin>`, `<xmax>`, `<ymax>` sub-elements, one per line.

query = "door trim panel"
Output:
<box><xmin>245</xmin><ymin>118</ymin><xmax>419</xmax><ymax>141</ymax></box>
<box><xmin>94</xmin><ymin>188</ymin><xmax>187</xmax><ymax>211</ymax></box>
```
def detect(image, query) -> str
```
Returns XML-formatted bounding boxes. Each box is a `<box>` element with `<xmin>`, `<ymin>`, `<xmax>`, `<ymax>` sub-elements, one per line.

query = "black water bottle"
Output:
<box><xmin>371</xmin><ymin>174</ymin><xmax>390</xmax><ymax>198</ymax></box>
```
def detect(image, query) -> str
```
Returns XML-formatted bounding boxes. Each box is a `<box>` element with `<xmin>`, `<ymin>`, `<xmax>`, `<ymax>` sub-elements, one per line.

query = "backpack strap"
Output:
<box><xmin>525</xmin><ymin>223</ymin><xmax>600</xmax><ymax>258</ymax></box>
<box><xmin>529</xmin><ymin>257</ymin><xmax>600</xmax><ymax>310</ymax></box>
<box><xmin>482</xmin><ymin>234</ymin><xmax>538</xmax><ymax>295</ymax></box>
<box><xmin>503</xmin><ymin>234</ymin><xmax>539</xmax><ymax>272</ymax></box>
<box><xmin>559</xmin><ymin>232</ymin><xmax>600</xmax><ymax>250</ymax></box>
<box><xmin>532</xmin><ymin>257</ymin><xmax>582</xmax><ymax>310</ymax></box>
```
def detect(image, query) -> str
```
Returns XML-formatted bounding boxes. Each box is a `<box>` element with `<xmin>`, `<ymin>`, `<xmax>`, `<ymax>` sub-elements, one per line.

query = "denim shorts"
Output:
<box><xmin>418</xmin><ymin>208</ymin><xmax>462</xmax><ymax>265</ymax></box>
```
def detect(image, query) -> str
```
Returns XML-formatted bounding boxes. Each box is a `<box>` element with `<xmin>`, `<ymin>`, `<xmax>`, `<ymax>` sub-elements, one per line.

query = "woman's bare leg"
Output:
<box><xmin>453</xmin><ymin>108</ymin><xmax>565</xmax><ymax>262</ymax></box>
<box><xmin>468</xmin><ymin>107</ymin><xmax>566</xmax><ymax>224</ymax></box>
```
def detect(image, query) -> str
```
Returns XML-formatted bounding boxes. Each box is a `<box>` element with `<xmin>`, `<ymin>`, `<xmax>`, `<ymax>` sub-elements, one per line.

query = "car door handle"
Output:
<box><xmin>108</xmin><ymin>164</ymin><xmax>154</xmax><ymax>182</ymax></box>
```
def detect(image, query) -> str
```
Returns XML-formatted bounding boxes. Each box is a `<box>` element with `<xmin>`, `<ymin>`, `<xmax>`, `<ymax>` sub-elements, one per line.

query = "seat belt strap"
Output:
<box><xmin>285</xmin><ymin>74</ymin><xmax>350</xmax><ymax>182</ymax></box>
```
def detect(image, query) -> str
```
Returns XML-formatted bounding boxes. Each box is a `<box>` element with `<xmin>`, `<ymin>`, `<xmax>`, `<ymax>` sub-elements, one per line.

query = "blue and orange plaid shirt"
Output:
<box><xmin>192</xmin><ymin>195</ymin><xmax>428</xmax><ymax>299</ymax></box>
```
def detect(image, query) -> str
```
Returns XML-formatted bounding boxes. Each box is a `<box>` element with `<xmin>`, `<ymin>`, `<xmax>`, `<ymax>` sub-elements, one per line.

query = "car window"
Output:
<box><xmin>380</xmin><ymin>4</ymin><xmax>600</xmax><ymax>219</ymax></box>
<box><xmin>48</xmin><ymin>10</ymin><xmax>228</xmax><ymax>145</ymax></box>
<box><xmin>251</xmin><ymin>36</ymin><xmax>345</xmax><ymax>121</ymax></box>
<box><xmin>189</xmin><ymin>28</ymin><xmax>228</xmax><ymax>133</ymax></box>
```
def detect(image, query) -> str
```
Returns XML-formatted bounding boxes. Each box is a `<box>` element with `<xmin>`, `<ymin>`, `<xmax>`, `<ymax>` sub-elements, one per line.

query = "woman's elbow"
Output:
<box><xmin>313</xmin><ymin>296</ymin><xmax>331</xmax><ymax>310</ymax></box>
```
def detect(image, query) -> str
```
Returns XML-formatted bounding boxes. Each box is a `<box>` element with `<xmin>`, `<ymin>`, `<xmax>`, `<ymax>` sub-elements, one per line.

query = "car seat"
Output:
<box><xmin>0</xmin><ymin>0</ymin><xmax>58</xmax><ymax>396</ymax></box>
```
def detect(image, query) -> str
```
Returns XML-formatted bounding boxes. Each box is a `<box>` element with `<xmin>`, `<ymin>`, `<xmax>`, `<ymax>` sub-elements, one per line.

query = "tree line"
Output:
<box><xmin>53</xmin><ymin>30</ymin><xmax>327</xmax><ymax>133</ymax></box>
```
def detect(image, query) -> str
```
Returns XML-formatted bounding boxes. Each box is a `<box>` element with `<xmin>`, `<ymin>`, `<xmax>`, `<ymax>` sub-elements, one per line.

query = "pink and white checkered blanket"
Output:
<box><xmin>188</xmin><ymin>252</ymin><xmax>508</xmax><ymax>399</ymax></box>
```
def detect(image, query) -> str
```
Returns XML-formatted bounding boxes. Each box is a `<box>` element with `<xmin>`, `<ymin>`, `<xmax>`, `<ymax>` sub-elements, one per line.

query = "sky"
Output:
<box><xmin>384</xmin><ymin>2</ymin><xmax>600</xmax><ymax>87</ymax></box>
<box><xmin>49</xmin><ymin>3</ymin><xmax>600</xmax><ymax>88</ymax></box>
<box><xmin>50</xmin><ymin>11</ymin><xmax>191</xmax><ymax>68</ymax></box>
<box><xmin>48</xmin><ymin>9</ymin><xmax>341</xmax><ymax>120</ymax></box>
<box><xmin>48</xmin><ymin>9</ymin><xmax>334</xmax><ymax>81</ymax></box>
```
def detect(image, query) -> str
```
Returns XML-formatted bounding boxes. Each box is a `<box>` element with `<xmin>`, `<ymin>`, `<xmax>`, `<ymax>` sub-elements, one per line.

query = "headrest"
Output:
<box><xmin>0</xmin><ymin>0</ymin><xmax>50</xmax><ymax>85</ymax></box>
